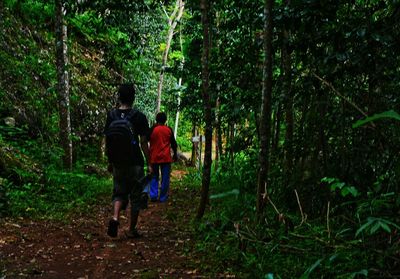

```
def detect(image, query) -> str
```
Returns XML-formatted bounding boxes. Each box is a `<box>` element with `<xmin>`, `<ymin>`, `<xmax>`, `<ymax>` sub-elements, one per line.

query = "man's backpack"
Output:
<box><xmin>104</xmin><ymin>109</ymin><xmax>138</xmax><ymax>164</ymax></box>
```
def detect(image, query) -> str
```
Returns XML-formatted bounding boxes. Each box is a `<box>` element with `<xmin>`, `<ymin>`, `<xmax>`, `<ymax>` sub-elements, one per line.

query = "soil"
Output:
<box><xmin>0</xmin><ymin>169</ymin><xmax>206</xmax><ymax>279</ymax></box>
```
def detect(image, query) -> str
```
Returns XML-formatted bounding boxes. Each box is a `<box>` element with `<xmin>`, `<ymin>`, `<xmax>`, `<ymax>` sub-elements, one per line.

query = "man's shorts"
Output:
<box><xmin>112</xmin><ymin>164</ymin><xmax>144</xmax><ymax>211</ymax></box>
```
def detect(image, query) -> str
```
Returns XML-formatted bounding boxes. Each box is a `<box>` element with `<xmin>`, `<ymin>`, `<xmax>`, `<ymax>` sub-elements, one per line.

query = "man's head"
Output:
<box><xmin>156</xmin><ymin>112</ymin><xmax>167</xmax><ymax>124</ymax></box>
<box><xmin>118</xmin><ymin>83</ymin><xmax>135</xmax><ymax>106</ymax></box>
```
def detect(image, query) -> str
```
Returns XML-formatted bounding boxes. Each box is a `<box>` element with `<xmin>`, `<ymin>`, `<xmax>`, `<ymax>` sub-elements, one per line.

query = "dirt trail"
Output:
<box><xmin>0</xmin><ymin>170</ymin><xmax>203</xmax><ymax>278</ymax></box>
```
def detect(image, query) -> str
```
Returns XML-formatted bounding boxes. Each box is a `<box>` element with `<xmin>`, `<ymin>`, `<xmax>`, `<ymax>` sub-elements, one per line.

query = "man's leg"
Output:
<box><xmin>112</xmin><ymin>200</ymin><xmax>123</xmax><ymax>220</ymax></box>
<box><xmin>126</xmin><ymin>208</ymin><xmax>141</xmax><ymax>238</ymax></box>
<box><xmin>108</xmin><ymin>165</ymin><xmax>131</xmax><ymax>238</ymax></box>
<box><xmin>150</xmin><ymin>163</ymin><xmax>160</xmax><ymax>201</ymax></box>
<box><xmin>127</xmin><ymin>166</ymin><xmax>144</xmax><ymax>238</ymax></box>
<box><xmin>159</xmin><ymin>163</ymin><xmax>171</xmax><ymax>203</ymax></box>
<box><xmin>107</xmin><ymin>200</ymin><xmax>123</xmax><ymax>237</ymax></box>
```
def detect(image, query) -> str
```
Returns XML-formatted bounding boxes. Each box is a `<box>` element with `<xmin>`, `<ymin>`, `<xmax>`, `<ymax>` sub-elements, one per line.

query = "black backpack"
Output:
<box><xmin>104</xmin><ymin>109</ymin><xmax>138</xmax><ymax>164</ymax></box>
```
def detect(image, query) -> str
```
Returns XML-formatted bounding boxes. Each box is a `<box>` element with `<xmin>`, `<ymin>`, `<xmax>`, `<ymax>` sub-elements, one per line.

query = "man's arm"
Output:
<box><xmin>140</xmin><ymin>135</ymin><xmax>152</xmax><ymax>173</ymax></box>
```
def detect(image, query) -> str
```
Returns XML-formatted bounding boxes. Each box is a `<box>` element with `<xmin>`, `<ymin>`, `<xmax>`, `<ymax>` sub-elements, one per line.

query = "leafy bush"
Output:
<box><xmin>6</xmin><ymin>166</ymin><xmax>110</xmax><ymax>219</ymax></box>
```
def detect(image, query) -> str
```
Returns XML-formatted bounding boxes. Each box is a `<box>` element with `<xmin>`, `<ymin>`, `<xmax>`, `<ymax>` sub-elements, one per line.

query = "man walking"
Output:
<box><xmin>104</xmin><ymin>83</ymin><xmax>152</xmax><ymax>238</ymax></box>
<box><xmin>149</xmin><ymin>112</ymin><xmax>178</xmax><ymax>203</ymax></box>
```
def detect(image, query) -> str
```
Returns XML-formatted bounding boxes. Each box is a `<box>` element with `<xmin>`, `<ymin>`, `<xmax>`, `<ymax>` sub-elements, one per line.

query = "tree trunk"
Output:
<box><xmin>197</xmin><ymin>0</ymin><xmax>212</xmax><ymax>220</ymax></box>
<box><xmin>214</xmin><ymin>96</ymin><xmax>220</xmax><ymax>169</ymax></box>
<box><xmin>55</xmin><ymin>0</ymin><xmax>72</xmax><ymax>169</ymax></box>
<box><xmin>256</xmin><ymin>0</ymin><xmax>274</xmax><ymax>215</ymax></box>
<box><xmin>190</xmin><ymin>123</ymin><xmax>197</xmax><ymax>166</ymax></box>
<box><xmin>0</xmin><ymin>1</ymin><xmax>3</xmax><ymax>19</ymax></box>
<box><xmin>174</xmin><ymin>29</ymin><xmax>185</xmax><ymax>139</ymax></box>
<box><xmin>214</xmin><ymin>11</ymin><xmax>221</xmax><ymax>169</ymax></box>
<box><xmin>156</xmin><ymin>0</ymin><xmax>185</xmax><ymax>113</ymax></box>
<box><xmin>174</xmin><ymin>77</ymin><xmax>182</xmax><ymax>139</ymax></box>
<box><xmin>272</xmin><ymin>103</ymin><xmax>282</xmax><ymax>153</ymax></box>
<box><xmin>282</xmin><ymin>0</ymin><xmax>294</xmax><ymax>186</ymax></box>
<box><xmin>229</xmin><ymin>122</ymin><xmax>234</xmax><ymax>165</ymax></box>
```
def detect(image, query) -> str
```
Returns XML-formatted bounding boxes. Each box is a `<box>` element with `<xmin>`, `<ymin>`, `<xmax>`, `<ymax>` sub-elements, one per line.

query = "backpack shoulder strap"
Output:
<box><xmin>127</xmin><ymin>108</ymin><xmax>138</xmax><ymax>118</ymax></box>
<box><xmin>125</xmin><ymin>109</ymin><xmax>138</xmax><ymax>122</ymax></box>
<box><xmin>110</xmin><ymin>109</ymin><xmax>119</xmax><ymax>120</ymax></box>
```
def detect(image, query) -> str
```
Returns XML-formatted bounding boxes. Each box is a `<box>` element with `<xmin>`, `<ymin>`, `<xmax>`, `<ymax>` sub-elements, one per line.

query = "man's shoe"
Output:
<box><xmin>125</xmin><ymin>229</ymin><xmax>142</xmax><ymax>239</ymax></box>
<box><xmin>107</xmin><ymin>219</ymin><xmax>119</xmax><ymax>237</ymax></box>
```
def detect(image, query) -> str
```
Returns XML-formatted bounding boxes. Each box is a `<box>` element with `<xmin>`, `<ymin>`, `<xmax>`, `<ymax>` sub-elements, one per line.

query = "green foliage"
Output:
<box><xmin>5</xmin><ymin>165</ymin><xmax>110</xmax><ymax>219</ymax></box>
<box><xmin>322</xmin><ymin>177</ymin><xmax>359</xmax><ymax>198</ymax></box>
<box><xmin>352</xmin><ymin>110</ymin><xmax>400</xmax><ymax>128</ymax></box>
<box><xmin>174</xmin><ymin>117</ymin><xmax>194</xmax><ymax>152</ymax></box>
<box><xmin>0</xmin><ymin>129</ymin><xmax>110</xmax><ymax>218</ymax></box>
<box><xmin>0</xmin><ymin>178</ymin><xmax>11</xmax><ymax>217</ymax></box>
<box><xmin>192</xmin><ymin>147</ymin><xmax>399</xmax><ymax>277</ymax></box>
<box><xmin>5</xmin><ymin>0</ymin><xmax>54</xmax><ymax>23</ymax></box>
<box><xmin>356</xmin><ymin>217</ymin><xmax>400</xmax><ymax>237</ymax></box>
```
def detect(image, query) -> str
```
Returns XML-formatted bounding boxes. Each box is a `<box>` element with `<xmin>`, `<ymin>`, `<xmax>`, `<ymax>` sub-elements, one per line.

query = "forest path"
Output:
<box><xmin>0</xmin><ymin>169</ymin><xmax>203</xmax><ymax>278</ymax></box>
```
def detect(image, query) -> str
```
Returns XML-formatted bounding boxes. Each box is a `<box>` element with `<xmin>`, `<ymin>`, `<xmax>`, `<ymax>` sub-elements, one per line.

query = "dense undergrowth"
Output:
<box><xmin>0</xmin><ymin>124</ymin><xmax>110</xmax><ymax>220</ymax></box>
<box><xmin>2</xmin><ymin>166</ymin><xmax>110</xmax><ymax>220</ymax></box>
<box><xmin>186</xmin><ymin>153</ymin><xmax>400</xmax><ymax>278</ymax></box>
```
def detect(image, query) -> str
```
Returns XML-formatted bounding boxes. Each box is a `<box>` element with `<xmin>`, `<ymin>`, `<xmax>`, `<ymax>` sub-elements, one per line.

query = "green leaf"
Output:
<box><xmin>370</xmin><ymin>221</ymin><xmax>382</xmax><ymax>234</ymax></box>
<box><xmin>355</xmin><ymin>218</ymin><xmax>374</xmax><ymax>237</ymax></box>
<box><xmin>350</xmin><ymin>269</ymin><xmax>368</xmax><ymax>278</ymax></box>
<box><xmin>300</xmin><ymin>259</ymin><xmax>322</xmax><ymax>279</ymax></box>
<box><xmin>347</xmin><ymin>186</ymin><xmax>359</xmax><ymax>197</ymax></box>
<box><xmin>379</xmin><ymin>222</ymin><xmax>391</xmax><ymax>233</ymax></box>
<box><xmin>321</xmin><ymin>177</ymin><xmax>336</xmax><ymax>184</ymax></box>
<box><xmin>328</xmin><ymin>254</ymin><xmax>338</xmax><ymax>263</ymax></box>
<box><xmin>352</xmin><ymin>110</ymin><xmax>400</xmax><ymax>128</ymax></box>
<box><xmin>341</xmin><ymin>187</ymin><xmax>350</xmax><ymax>197</ymax></box>
<box><xmin>331</xmin><ymin>182</ymin><xmax>345</xmax><ymax>191</ymax></box>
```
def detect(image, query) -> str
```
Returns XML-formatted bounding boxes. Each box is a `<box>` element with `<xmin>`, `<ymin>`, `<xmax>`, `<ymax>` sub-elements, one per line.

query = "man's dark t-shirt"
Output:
<box><xmin>104</xmin><ymin>108</ymin><xmax>149</xmax><ymax>166</ymax></box>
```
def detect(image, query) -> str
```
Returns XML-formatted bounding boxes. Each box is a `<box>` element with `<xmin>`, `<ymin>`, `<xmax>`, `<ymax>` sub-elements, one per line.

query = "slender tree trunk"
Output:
<box><xmin>229</xmin><ymin>122</ymin><xmax>234</xmax><ymax>164</ymax></box>
<box><xmin>191</xmin><ymin>123</ymin><xmax>197</xmax><ymax>166</ymax></box>
<box><xmin>217</xmin><ymin>118</ymin><xmax>223</xmax><ymax>160</ymax></box>
<box><xmin>197</xmin><ymin>0</ymin><xmax>212</xmax><ymax>220</ymax></box>
<box><xmin>318</xmin><ymin>87</ymin><xmax>328</xmax><ymax>175</ymax></box>
<box><xmin>174</xmin><ymin>29</ymin><xmax>185</xmax><ymax>139</ymax></box>
<box><xmin>282</xmin><ymin>0</ymin><xmax>294</xmax><ymax>185</ymax></box>
<box><xmin>0</xmin><ymin>1</ymin><xmax>3</xmax><ymax>19</ymax></box>
<box><xmin>256</xmin><ymin>0</ymin><xmax>274</xmax><ymax>214</ymax></box>
<box><xmin>214</xmin><ymin>96</ymin><xmax>220</xmax><ymax>169</ymax></box>
<box><xmin>272</xmin><ymin>103</ymin><xmax>282</xmax><ymax>152</ymax></box>
<box><xmin>55</xmin><ymin>0</ymin><xmax>72</xmax><ymax>169</ymax></box>
<box><xmin>156</xmin><ymin>0</ymin><xmax>185</xmax><ymax>113</ymax></box>
<box><xmin>214</xmin><ymin>11</ymin><xmax>221</xmax><ymax>169</ymax></box>
<box><xmin>174</xmin><ymin>77</ymin><xmax>182</xmax><ymax>139</ymax></box>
